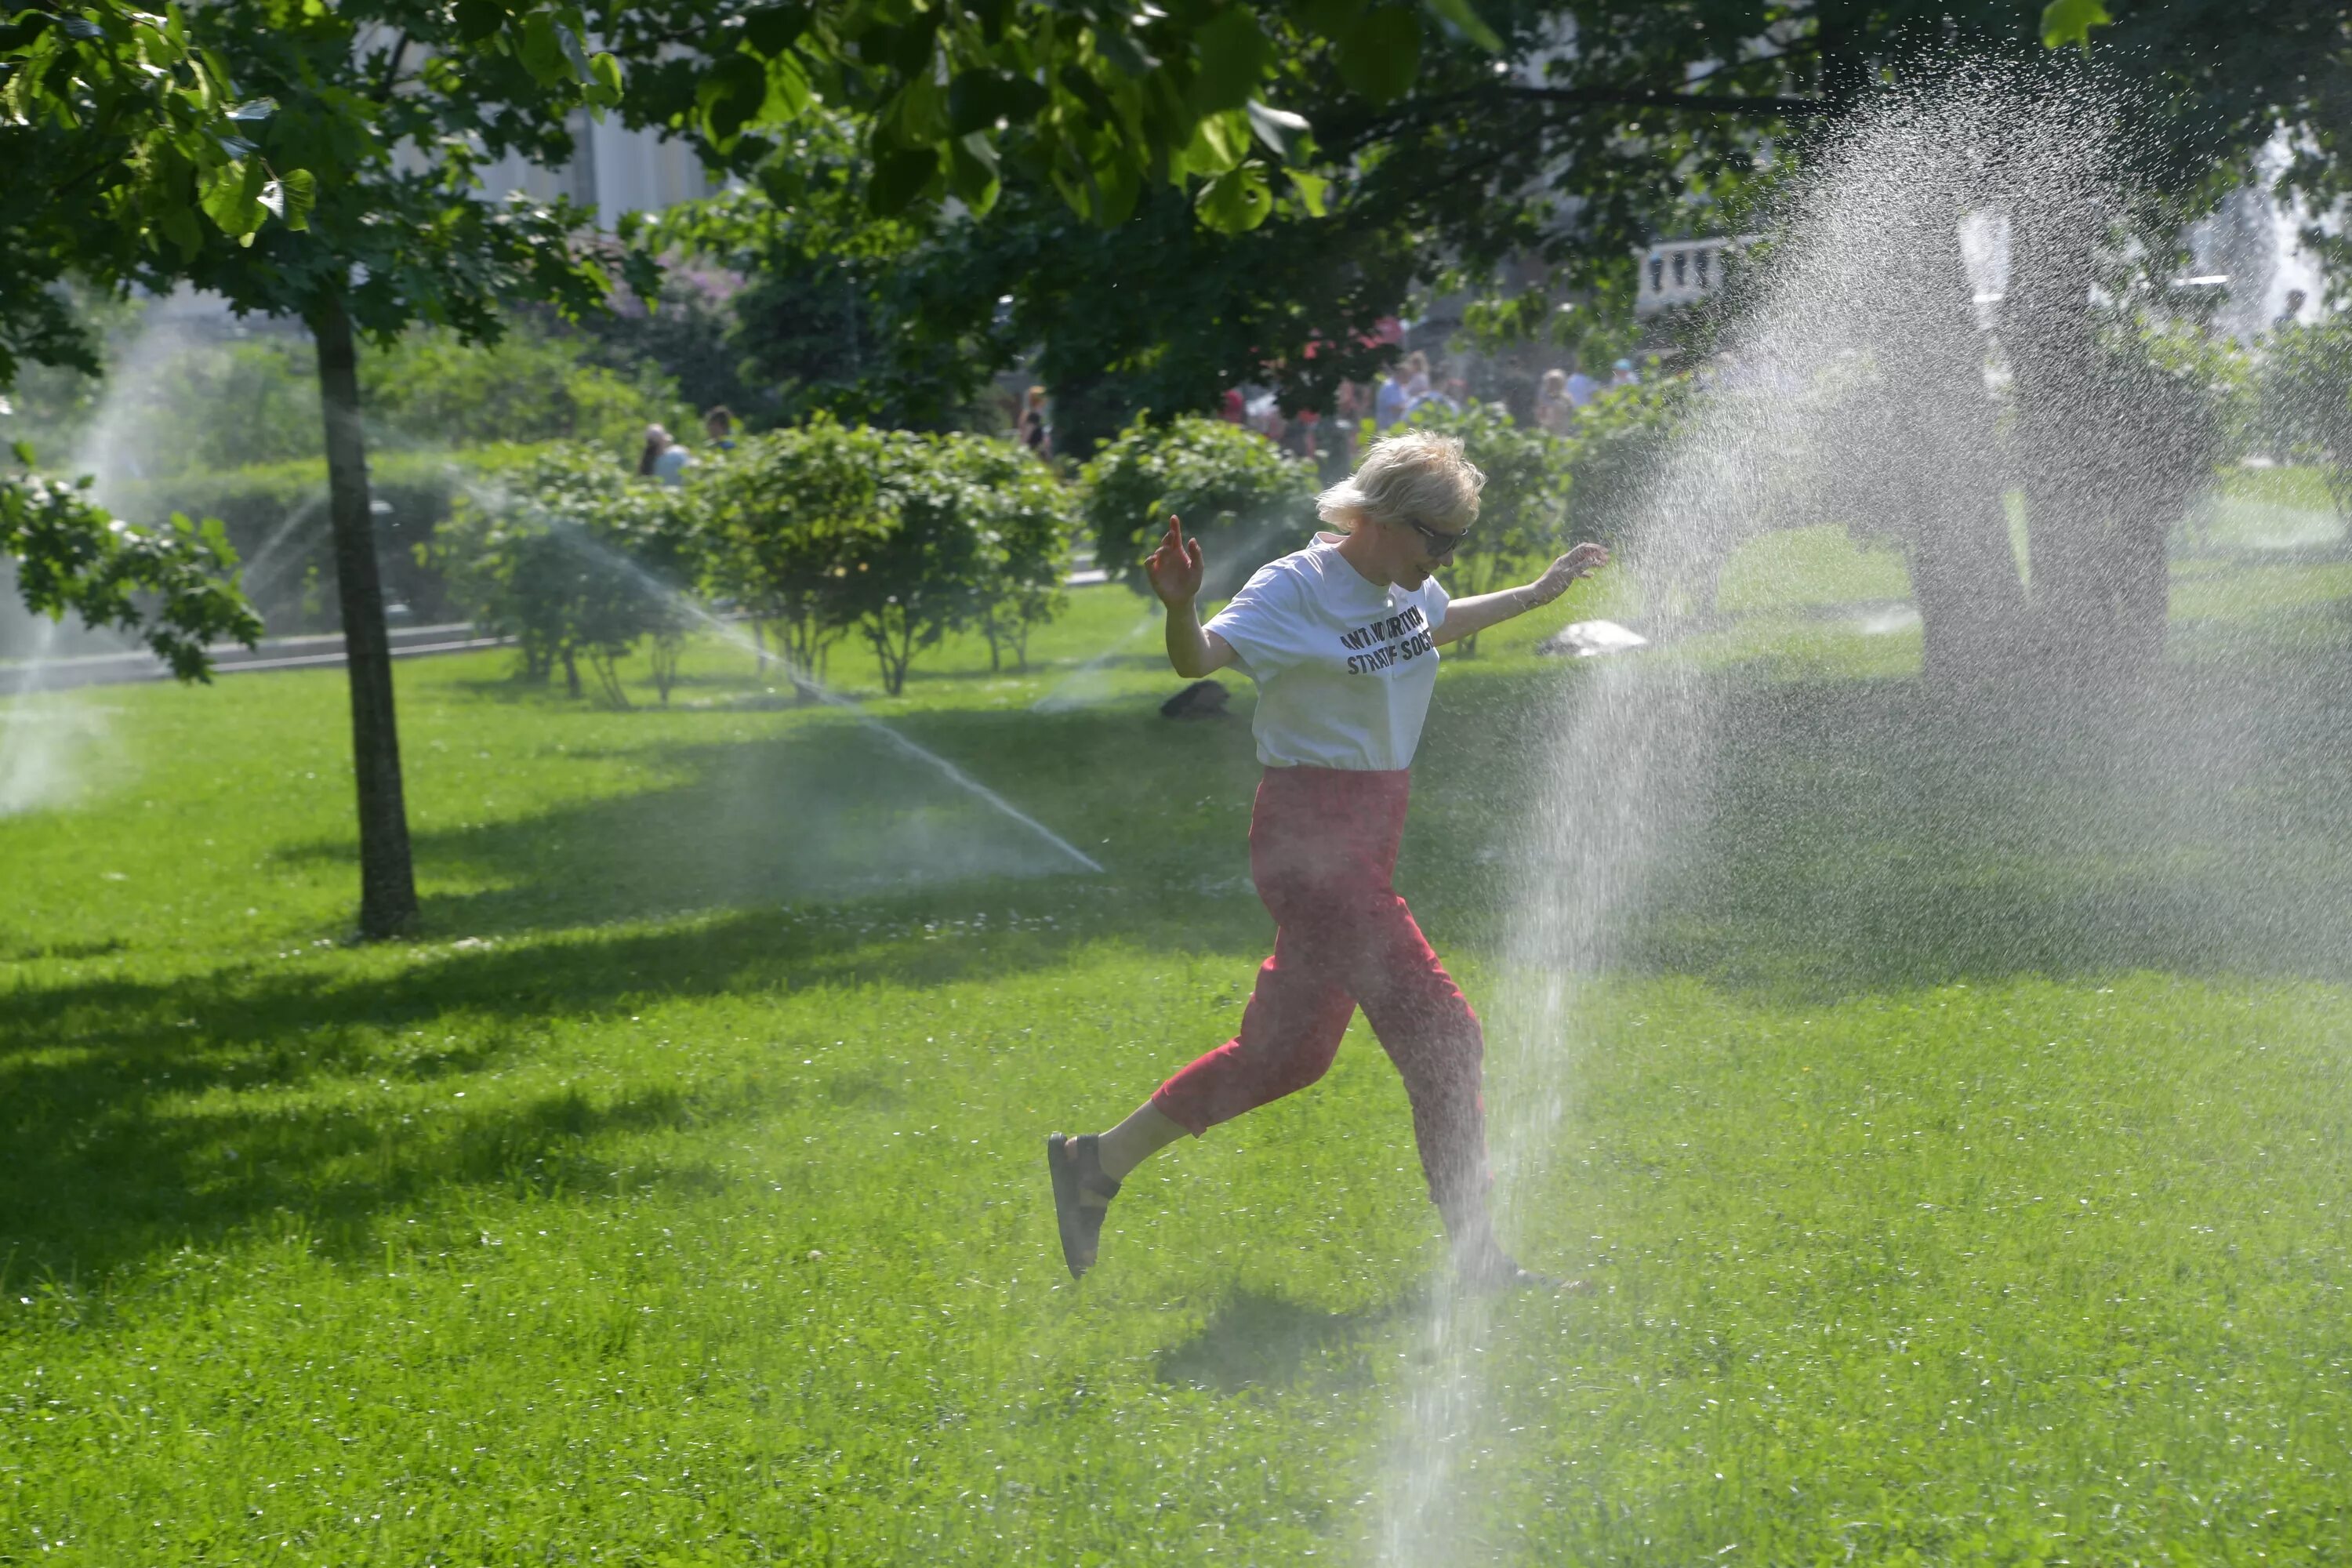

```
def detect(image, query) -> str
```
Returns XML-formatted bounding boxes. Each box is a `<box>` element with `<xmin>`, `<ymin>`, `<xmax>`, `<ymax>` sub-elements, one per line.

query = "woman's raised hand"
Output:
<box><xmin>1145</xmin><ymin>514</ymin><xmax>1205</xmax><ymax>607</ymax></box>
<box><xmin>1530</xmin><ymin>541</ymin><xmax>1610</xmax><ymax>605</ymax></box>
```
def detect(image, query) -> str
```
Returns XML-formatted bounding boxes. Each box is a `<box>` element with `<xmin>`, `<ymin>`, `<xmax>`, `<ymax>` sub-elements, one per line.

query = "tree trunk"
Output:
<box><xmin>311</xmin><ymin>296</ymin><xmax>419</xmax><ymax>938</ymax></box>
<box><xmin>2003</xmin><ymin>195</ymin><xmax>2168</xmax><ymax>685</ymax></box>
<box><xmin>1885</xmin><ymin>205</ymin><xmax>2027</xmax><ymax>684</ymax></box>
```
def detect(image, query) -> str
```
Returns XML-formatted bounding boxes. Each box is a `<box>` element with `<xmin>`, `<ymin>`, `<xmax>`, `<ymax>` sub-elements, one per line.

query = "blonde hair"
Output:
<box><xmin>1316</xmin><ymin>430</ymin><xmax>1485</xmax><ymax>532</ymax></box>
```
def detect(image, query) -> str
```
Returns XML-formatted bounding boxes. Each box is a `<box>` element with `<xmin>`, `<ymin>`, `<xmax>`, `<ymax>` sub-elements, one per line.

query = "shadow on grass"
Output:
<box><xmin>1156</xmin><ymin>1288</ymin><xmax>1413</xmax><ymax>1394</ymax></box>
<box><xmin>18</xmin><ymin>645</ymin><xmax>2352</xmax><ymax>1282</ymax></box>
<box><xmin>278</xmin><ymin>694</ymin><xmax>1265</xmax><ymax>935</ymax></box>
<box><xmin>1561</xmin><ymin>657</ymin><xmax>2352</xmax><ymax>996</ymax></box>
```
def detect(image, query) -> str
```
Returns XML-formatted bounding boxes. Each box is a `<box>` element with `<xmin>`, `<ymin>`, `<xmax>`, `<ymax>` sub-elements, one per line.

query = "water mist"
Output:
<box><xmin>1374</xmin><ymin>62</ymin><xmax>2194</xmax><ymax>1562</ymax></box>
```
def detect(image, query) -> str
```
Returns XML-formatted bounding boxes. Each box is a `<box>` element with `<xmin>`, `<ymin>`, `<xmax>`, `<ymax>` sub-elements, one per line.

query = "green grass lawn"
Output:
<box><xmin>8</xmin><ymin>534</ymin><xmax>2352</xmax><ymax>1564</ymax></box>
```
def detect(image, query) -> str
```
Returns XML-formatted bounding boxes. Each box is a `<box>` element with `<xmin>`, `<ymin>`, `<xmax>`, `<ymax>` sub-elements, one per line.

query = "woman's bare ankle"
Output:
<box><xmin>1096</xmin><ymin>1102</ymin><xmax>1187</xmax><ymax>1181</ymax></box>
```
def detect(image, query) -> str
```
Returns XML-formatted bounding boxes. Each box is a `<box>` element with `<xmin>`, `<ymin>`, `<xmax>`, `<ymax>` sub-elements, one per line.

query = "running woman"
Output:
<box><xmin>1049</xmin><ymin>430</ymin><xmax>1609</xmax><ymax>1291</ymax></box>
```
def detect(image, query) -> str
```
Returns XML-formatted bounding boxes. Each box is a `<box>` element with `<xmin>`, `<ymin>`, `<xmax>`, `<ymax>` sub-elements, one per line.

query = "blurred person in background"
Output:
<box><xmin>1021</xmin><ymin>387</ymin><xmax>1051</xmax><ymax>457</ymax></box>
<box><xmin>1328</xmin><ymin>380</ymin><xmax>1364</xmax><ymax>475</ymax></box>
<box><xmin>1535</xmin><ymin>368</ymin><xmax>1574</xmax><ymax>434</ymax></box>
<box><xmin>1402</xmin><ymin>350</ymin><xmax>1432</xmax><ymax>402</ymax></box>
<box><xmin>1375</xmin><ymin>362</ymin><xmax>1411</xmax><ymax>430</ymax></box>
<box><xmin>702</xmin><ymin>406</ymin><xmax>739</xmax><ymax>452</ymax></box>
<box><xmin>1565</xmin><ymin>358</ymin><xmax>1599</xmax><ymax>408</ymax></box>
<box><xmin>1405</xmin><ymin>373</ymin><xmax>1461</xmax><ymax>420</ymax></box>
<box><xmin>637</xmin><ymin>424</ymin><xmax>692</xmax><ymax>485</ymax></box>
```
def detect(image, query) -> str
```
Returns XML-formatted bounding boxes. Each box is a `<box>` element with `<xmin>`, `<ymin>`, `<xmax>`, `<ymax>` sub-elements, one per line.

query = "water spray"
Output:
<box><xmin>470</xmin><ymin>480</ymin><xmax>1105</xmax><ymax>876</ymax></box>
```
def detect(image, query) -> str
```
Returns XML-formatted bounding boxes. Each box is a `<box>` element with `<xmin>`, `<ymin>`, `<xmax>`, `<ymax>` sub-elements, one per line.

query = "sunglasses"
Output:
<box><xmin>1399</xmin><ymin>516</ymin><xmax>1474</xmax><ymax>557</ymax></box>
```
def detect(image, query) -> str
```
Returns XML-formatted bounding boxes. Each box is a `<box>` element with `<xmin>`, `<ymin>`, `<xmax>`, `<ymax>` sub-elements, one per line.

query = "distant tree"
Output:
<box><xmin>646</xmin><ymin>139</ymin><xmax>994</xmax><ymax>434</ymax></box>
<box><xmin>564</xmin><ymin>265</ymin><xmax>773</xmax><ymax>433</ymax></box>
<box><xmin>363</xmin><ymin>325</ymin><xmax>690</xmax><ymax>452</ymax></box>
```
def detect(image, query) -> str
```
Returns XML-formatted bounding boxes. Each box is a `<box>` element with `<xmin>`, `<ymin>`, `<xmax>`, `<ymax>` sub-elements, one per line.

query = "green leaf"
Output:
<box><xmin>699</xmin><ymin>51</ymin><xmax>768</xmax><ymax>142</ymax></box>
<box><xmin>1246</xmin><ymin>99</ymin><xmax>1309</xmax><ymax>158</ymax></box>
<box><xmin>1298</xmin><ymin>0</ymin><xmax>1368</xmax><ymax>36</ymax></box>
<box><xmin>948</xmin><ymin>69</ymin><xmax>1049</xmax><ymax>135</ymax></box>
<box><xmin>159</xmin><ymin>202</ymin><xmax>204</xmax><ymax>259</ymax></box>
<box><xmin>888</xmin><ymin>67</ymin><xmax>949</xmax><ymax>147</ymax></box>
<box><xmin>1057</xmin><ymin>64</ymin><xmax>1122</xmax><ymax>130</ymax></box>
<box><xmin>1181</xmin><ymin>108</ymin><xmax>1251</xmax><ymax>175</ymax></box>
<box><xmin>1334</xmin><ymin>6</ymin><xmax>1420</xmax><ymax>103</ymax></box>
<box><xmin>1286</xmin><ymin>167</ymin><xmax>1329</xmax><ymax>216</ymax></box>
<box><xmin>517</xmin><ymin>12</ymin><xmax>568</xmax><ymax>85</ymax></box>
<box><xmin>452</xmin><ymin>0</ymin><xmax>504</xmax><ymax>43</ymax></box>
<box><xmin>758</xmin><ymin>52</ymin><xmax>811</xmax><ymax>123</ymax></box>
<box><xmin>742</xmin><ymin>3</ymin><xmax>811</xmax><ymax>55</ymax></box>
<box><xmin>1421</xmin><ymin>0</ymin><xmax>1501</xmax><ymax>52</ymax></box>
<box><xmin>869</xmin><ymin>147</ymin><xmax>941</xmax><ymax>215</ymax></box>
<box><xmin>1189</xmin><ymin>8</ymin><xmax>1274</xmax><ymax>114</ymax></box>
<box><xmin>1094</xmin><ymin>25</ymin><xmax>1157</xmax><ymax>78</ymax></box>
<box><xmin>276</xmin><ymin>168</ymin><xmax>317</xmax><ymax>230</ymax></box>
<box><xmin>1195</xmin><ymin>164</ymin><xmax>1272</xmax><ymax>231</ymax></box>
<box><xmin>2038</xmin><ymin>0</ymin><xmax>2111</xmax><ymax>51</ymax></box>
<box><xmin>949</xmin><ymin>132</ymin><xmax>1001</xmax><ymax>216</ymax></box>
<box><xmin>587</xmin><ymin>51</ymin><xmax>623</xmax><ymax>107</ymax></box>
<box><xmin>200</xmin><ymin>156</ymin><xmax>269</xmax><ymax>237</ymax></box>
<box><xmin>555</xmin><ymin>21</ymin><xmax>594</xmax><ymax>80</ymax></box>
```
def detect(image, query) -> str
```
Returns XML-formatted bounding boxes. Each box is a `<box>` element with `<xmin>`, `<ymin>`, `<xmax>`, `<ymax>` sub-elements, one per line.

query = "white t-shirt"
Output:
<box><xmin>1204</xmin><ymin>534</ymin><xmax>1450</xmax><ymax>771</ymax></box>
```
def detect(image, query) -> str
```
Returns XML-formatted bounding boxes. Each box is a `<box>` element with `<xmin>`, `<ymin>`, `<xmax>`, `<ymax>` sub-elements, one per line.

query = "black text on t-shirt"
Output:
<box><xmin>1339</xmin><ymin>605</ymin><xmax>1435</xmax><ymax>675</ymax></box>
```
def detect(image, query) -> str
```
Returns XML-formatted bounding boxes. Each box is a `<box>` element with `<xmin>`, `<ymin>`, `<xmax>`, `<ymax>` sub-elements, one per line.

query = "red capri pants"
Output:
<box><xmin>1150</xmin><ymin>764</ymin><xmax>1488</xmax><ymax>1219</ymax></box>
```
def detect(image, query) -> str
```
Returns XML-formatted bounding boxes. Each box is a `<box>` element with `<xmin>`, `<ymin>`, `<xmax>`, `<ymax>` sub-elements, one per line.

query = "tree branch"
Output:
<box><xmin>1499</xmin><ymin>84</ymin><xmax>1832</xmax><ymax>117</ymax></box>
<box><xmin>375</xmin><ymin>31</ymin><xmax>410</xmax><ymax>103</ymax></box>
<box><xmin>1322</xmin><ymin>76</ymin><xmax>1830</xmax><ymax>159</ymax></box>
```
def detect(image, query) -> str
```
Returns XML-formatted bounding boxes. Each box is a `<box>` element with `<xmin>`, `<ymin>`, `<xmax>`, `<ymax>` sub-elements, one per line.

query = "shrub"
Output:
<box><xmin>1400</xmin><ymin>401</ymin><xmax>1573</xmax><ymax>654</ymax></box>
<box><xmin>362</xmin><ymin>326</ymin><xmax>695</xmax><ymax>452</ymax></box>
<box><xmin>2254</xmin><ymin>320</ymin><xmax>2352</xmax><ymax>503</ymax></box>
<box><xmin>1559</xmin><ymin>378</ymin><xmax>1689</xmax><ymax>547</ymax></box>
<box><xmin>884</xmin><ymin>434</ymin><xmax>1076</xmax><ymax>675</ymax></box>
<box><xmin>435</xmin><ymin>445</ymin><xmax>699</xmax><ymax>706</ymax></box>
<box><xmin>687</xmin><ymin>420</ymin><xmax>1087</xmax><ymax>697</ymax></box>
<box><xmin>1078</xmin><ymin>416</ymin><xmax>1319</xmax><ymax>597</ymax></box>
<box><xmin>693</xmin><ymin>417</ymin><xmax>894</xmax><ymax>691</ymax></box>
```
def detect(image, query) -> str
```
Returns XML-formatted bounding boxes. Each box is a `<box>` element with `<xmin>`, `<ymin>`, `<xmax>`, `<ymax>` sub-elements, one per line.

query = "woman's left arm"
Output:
<box><xmin>1431</xmin><ymin>543</ymin><xmax>1610</xmax><ymax>647</ymax></box>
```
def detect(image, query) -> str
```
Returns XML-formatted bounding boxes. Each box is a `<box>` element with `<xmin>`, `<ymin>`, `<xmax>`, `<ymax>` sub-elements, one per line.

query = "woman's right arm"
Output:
<box><xmin>1147</xmin><ymin>514</ymin><xmax>1236</xmax><ymax>677</ymax></box>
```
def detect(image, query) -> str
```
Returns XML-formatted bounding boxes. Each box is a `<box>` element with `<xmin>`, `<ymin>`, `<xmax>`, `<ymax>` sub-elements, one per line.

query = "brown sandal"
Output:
<box><xmin>1046</xmin><ymin>1133</ymin><xmax>1120</xmax><ymax>1279</ymax></box>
